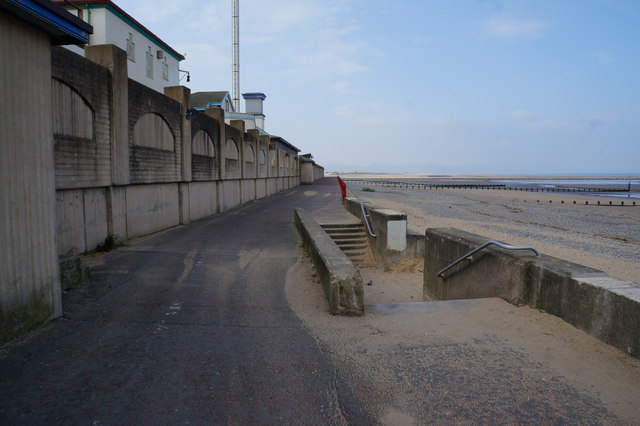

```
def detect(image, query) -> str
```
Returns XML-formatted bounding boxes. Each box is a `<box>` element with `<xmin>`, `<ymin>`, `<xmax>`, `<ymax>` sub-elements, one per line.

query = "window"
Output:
<box><xmin>126</xmin><ymin>33</ymin><xmax>135</xmax><ymax>61</ymax></box>
<box><xmin>146</xmin><ymin>46</ymin><xmax>153</xmax><ymax>79</ymax></box>
<box><xmin>162</xmin><ymin>57</ymin><xmax>168</xmax><ymax>81</ymax></box>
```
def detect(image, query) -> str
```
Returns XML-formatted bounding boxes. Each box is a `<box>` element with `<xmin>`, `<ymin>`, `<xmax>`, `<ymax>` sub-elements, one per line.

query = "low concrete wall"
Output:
<box><xmin>221</xmin><ymin>179</ymin><xmax>241</xmax><ymax>212</ymax></box>
<box><xmin>424</xmin><ymin>228</ymin><xmax>535</xmax><ymax>303</ymax></box>
<box><xmin>242</xmin><ymin>179</ymin><xmax>256</xmax><ymax>203</ymax></box>
<box><xmin>257</xmin><ymin>180</ymin><xmax>267</xmax><ymax>199</ymax></box>
<box><xmin>188</xmin><ymin>181</ymin><xmax>218</xmax><ymax>221</ymax></box>
<box><xmin>424</xmin><ymin>227</ymin><xmax>640</xmax><ymax>359</ymax></box>
<box><xmin>344</xmin><ymin>197</ymin><xmax>424</xmax><ymax>266</ymax></box>
<box><xmin>294</xmin><ymin>208</ymin><xmax>363</xmax><ymax>316</ymax></box>
<box><xmin>125</xmin><ymin>183</ymin><xmax>180</xmax><ymax>237</ymax></box>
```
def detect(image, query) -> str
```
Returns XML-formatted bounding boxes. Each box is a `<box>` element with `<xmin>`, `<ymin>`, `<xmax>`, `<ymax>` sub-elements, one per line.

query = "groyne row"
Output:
<box><xmin>343</xmin><ymin>179</ymin><xmax>631</xmax><ymax>194</ymax></box>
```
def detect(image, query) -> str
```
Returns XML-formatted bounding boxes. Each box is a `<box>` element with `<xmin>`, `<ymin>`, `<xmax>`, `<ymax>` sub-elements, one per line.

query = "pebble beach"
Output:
<box><xmin>344</xmin><ymin>178</ymin><xmax>640</xmax><ymax>284</ymax></box>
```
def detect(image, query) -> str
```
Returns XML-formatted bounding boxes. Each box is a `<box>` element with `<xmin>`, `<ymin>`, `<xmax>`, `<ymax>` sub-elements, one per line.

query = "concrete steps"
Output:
<box><xmin>320</xmin><ymin>223</ymin><xmax>372</xmax><ymax>267</ymax></box>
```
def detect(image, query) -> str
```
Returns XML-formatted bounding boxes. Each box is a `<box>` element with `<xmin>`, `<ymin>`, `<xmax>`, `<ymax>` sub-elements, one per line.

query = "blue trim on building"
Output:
<box><xmin>1</xmin><ymin>0</ymin><xmax>92</xmax><ymax>44</ymax></box>
<box><xmin>242</xmin><ymin>92</ymin><xmax>266</xmax><ymax>100</ymax></box>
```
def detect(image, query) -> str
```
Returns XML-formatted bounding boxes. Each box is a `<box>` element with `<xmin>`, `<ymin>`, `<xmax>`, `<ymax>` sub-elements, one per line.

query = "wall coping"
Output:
<box><xmin>294</xmin><ymin>208</ymin><xmax>363</xmax><ymax>316</ymax></box>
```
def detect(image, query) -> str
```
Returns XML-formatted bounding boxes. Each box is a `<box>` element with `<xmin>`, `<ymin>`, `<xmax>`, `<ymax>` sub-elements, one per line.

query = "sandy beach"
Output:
<box><xmin>344</xmin><ymin>178</ymin><xmax>640</xmax><ymax>285</ymax></box>
<box><xmin>286</xmin><ymin>254</ymin><xmax>640</xmax><ymax>423</ymax></box>
<box><xmin>277</xmin><ymin>176</ymin><xmax>640</xmax><ymax>423</ymax></box>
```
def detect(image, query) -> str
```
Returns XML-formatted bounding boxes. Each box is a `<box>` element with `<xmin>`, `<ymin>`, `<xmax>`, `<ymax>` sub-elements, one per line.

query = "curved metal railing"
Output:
<box><xmin>437</xmin><ymin>240</ymin><xmax>539</xmax><ymax>278</ymax></box>
<box><xmin>360</xmin><ymin>201</ymin><xmax>377</xmax><ymax>237</ymax></box>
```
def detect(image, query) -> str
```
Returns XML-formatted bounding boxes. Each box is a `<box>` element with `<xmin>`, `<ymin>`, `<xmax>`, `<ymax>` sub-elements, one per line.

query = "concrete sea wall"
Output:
<box><xmin>51</xmin><ymin>46</ymin><xmax>301</xmax><ymax>258</ymax></box>
<box><xmin>1</xmin><ymin>37</ymin><xmax>314</xmax><ymax>344</ymax></box>
<box><xmin>424</xmin><ymin>228</ymin><xmax>640</xmax><ymax>359</ymax></box>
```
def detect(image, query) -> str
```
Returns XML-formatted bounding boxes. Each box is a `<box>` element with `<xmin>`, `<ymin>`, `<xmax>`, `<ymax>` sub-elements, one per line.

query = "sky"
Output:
<box><xmin>127</xmin><ymin>0</ymin><xmax>640</xmax><ymax>175</ymax></box>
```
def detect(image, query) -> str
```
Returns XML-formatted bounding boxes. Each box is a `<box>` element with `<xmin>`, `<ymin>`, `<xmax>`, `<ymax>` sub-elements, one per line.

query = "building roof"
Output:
<box><xmin>242</xmin><ymin>92</ymin><xmax>266</xmax><ymax>100</ymax></box>
<box><xmin>224</xmin><ymin>112</ymin><xmax>259</xmax><ymax>121</ymax></box>
<box><xmin>53</xmin><ymin>0</ymin><xmax>184</xmax><ymax>61</ymax></box>
<box><xmin>271</xmin><ymin>136</ymin><xmax>300</xmax><ymax>154</ymax></box>
<box><xmin>1</xmin><ymin>0</ymin><xmax>92</xmax><ymax>45</ymax></box>
<box><xmin>191</xmin><ymin>91</ymin><xmax>234</xmax><ymax>111</ymax></box>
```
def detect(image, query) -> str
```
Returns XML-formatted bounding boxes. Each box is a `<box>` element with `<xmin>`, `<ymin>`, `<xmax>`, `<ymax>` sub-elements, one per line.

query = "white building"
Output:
<box><xmin>191</xmin><ymin>91</ymin><xmax>236</xmax><ymax>113</ymax></box>
<box><xmin>55</xmin><ymin>0</ymin><xmax>185</xmax><ymax>93</ymax></box>
<box><xmin>222</xmin><ymin>92</ymin><xmax>267</xmax><ymax>130</ymax></box>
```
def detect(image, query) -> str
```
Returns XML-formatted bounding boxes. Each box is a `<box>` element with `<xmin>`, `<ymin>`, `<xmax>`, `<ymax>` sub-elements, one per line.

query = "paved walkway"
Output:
<box><xmin>0</xmin><ymin>179</ymin><xmax>350</xmax><ymax>424</ymax></box>
<box><xmin>1</xmin><ymin>178</ymin><xmax>639</xmax><ymax>424</ymax></box>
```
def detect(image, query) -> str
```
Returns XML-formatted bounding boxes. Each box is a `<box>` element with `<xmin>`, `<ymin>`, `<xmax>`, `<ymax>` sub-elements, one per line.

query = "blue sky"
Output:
<box><xmin>128</xmin><ymin>0</ymin><xmax>639</xmax><ymax>175</ymax></box>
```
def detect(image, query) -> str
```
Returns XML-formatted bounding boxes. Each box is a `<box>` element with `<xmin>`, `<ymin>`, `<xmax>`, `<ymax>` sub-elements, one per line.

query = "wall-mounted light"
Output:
<box><xmin>185</xmin><ymin>109</ymin><xmax>196</xmax><ymax>120</ymax></box>
<box><xmin>179</xmin><ymin>69</ymin><xmax>190</xmax><ymax>83</ymax></box>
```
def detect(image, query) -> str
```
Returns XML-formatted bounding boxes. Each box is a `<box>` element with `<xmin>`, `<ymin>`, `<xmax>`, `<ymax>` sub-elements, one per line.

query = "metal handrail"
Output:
<box><xmin>437</xmin><ymin>240</ymin><xmax>539</xmax><ymax>277</ymax></box>
<box><xmin>360</xmin><ymin>201</ymin><xmax>377</xmax><ymax>237</ymax></box>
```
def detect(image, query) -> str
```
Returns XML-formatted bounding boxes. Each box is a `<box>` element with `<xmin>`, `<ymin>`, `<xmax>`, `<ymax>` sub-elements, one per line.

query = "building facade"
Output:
<box><xmin>55</xmin><ymin>0</ymin><xmax>184</xmax><ymax>93</ymax></box>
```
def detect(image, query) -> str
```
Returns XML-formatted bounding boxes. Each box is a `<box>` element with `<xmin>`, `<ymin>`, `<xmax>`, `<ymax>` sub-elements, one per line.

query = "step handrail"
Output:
<box><xmin>437</xmin><ymin>240</ymin><xmax>539</xmax><ymax>278</ymax></box>
<box><xmin>360</xmin><ymin>201</ymin><xmax>377</xmax><ymax>237</ymax></box>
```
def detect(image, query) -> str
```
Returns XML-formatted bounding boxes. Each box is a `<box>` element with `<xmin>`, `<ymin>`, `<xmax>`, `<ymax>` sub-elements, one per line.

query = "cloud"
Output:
<box><xmin>412</xmin><ymin>36</ymin><xmax>432</xmax><ymax>44</ymax></box>
<box><xmin>589</xmin><ymin>118</ymin><xmax>606</xmax><ymax>130</ymax></box>
<box><xmin>527</xmin><ymin>119</ymin><xmax>567</xmax><ymax>130</ymax></box>
<box><xmin>128</xmin><ymin>0</ymin><xmax>227</xmax><ymax>37</ymax></box>
<box><xmin>335</xmin><ymin>62</ymin><xmax>368</xmax><ymax>74</ymax></box>
<box><xmin>278</xmin><ymin>35</ymin><xmax>374</xmax><ymax>84</ymax></box>
<box><xmin>509</xmin><ymin>110</ymin><xmax>534</xmax><ymax>121</ymax></box>
<box><xmin>222</xmin><ymin>0</ymin><xmax>376</xmax><ymax>84</ymax></box>
<box><xmin>478</xmin><ymin>0</ymin><xmax>503</xmax><ymax>11</ymax></box>
<box><xmin>242</xmin><ymin>0</ymin><xmax>347</xmax><ymax>40</ymax></box>
<box><xmin>508</xmin><ymin>112</ymin><xmax>612</xmax><ymax>132</ymax></box>
<box><xmin>127</xmin><ymin>0</ymin><xmax>183</xmax><ymax>23</ymax></box>
<box><xmin>593</xmin><ymin>53</ymin><xmax>614</xmax><ymax>64</ymax></box>
<box><xmin>330</xmin><ymin>80</ymin><xmax>355</xmax><ymax>94</ymax></box>
<box><xmin>484</xmin><ymin>17</ymin><xmax>549</xmax><ymax>39</ymax></box>
<box><xmin>173</xmin><ymin>43</ymin><xmax>229</xmax><ymax>91</ymax></box>
<box><xmin>332</xmin><ymin>102</ymin><xmax>386</xmax><ymax>120</ymax></box>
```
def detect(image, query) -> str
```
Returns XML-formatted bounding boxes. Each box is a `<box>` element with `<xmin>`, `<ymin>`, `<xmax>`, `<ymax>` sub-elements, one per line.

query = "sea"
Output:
<box><xmin>488</xmin><ymin>178</ymin><xmax>640</xmax><ymax>199</ymax></box>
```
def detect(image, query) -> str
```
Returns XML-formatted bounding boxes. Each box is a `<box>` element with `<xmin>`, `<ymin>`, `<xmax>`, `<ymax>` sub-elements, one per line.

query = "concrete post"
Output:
<box><xmin>301</xmin><ymin>162</ymin><xmax>313</xmax><ymax>184</ymax></box>
<box><xmin>205</xmin><ymin>107</ymin><xmax>225</xmax><ymax>212</ymax></box>
<box><xmin>85</xmin><ymin>45</ymin><xmax>130</xmax><ymax>237</ymax></box>
<box><xmin>261</xmin><ymin>135</ymin><xmax>271</xmax><ymax>178</ymax></box>
<box><xmin>205</xmin><ymin>107</ymin><xmax>225</xmax><ymax>179</ymax></box>
<box><xmin>230</xmin><ymin>119</ymin><xmax>245</xmax><ymax>178</ymax></box>
<box><xmin>164</xmin><ymin>86</ymin><xmax>192</xmax><ymax>225</ymax></box>
<box><xmin>248</xmin><ymin>129</ymin><xmax>260</xmax><ymax>196</ymax></box>
<box><xmin>260</xmin><ymin>135</ymin><xmax>271</xmax><ymax>196</ymax></box>
<box><xmin>85</xmin><ymin>45</ymin><xmax>130</xmax><ymax>186</ymax></box>
<box><xmin>164</xmin><ymin>86</ymin><xmax>192</xmax><ymax>182</ymax></box>
<box><xmin>1</xmin><ymin>14</ymin><xmax>61</xmax><ymax>343</ymax></box>
<box><xmin>230</xmin><ymin>120</ymin><xmax>245</xmax><ymax>203</ymax></box>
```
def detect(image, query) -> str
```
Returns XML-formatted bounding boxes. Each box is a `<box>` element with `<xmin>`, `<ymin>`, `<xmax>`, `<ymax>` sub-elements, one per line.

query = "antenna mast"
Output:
<box><xmin>232</xmin><ymin>0</ymin><xmax>240</xmax><ymax>112</ymax></box>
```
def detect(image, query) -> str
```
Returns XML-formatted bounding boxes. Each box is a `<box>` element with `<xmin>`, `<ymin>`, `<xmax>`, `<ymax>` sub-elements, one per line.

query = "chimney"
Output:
<box><xmin>243</xmin><ymin>92</ymin><xmax>266</xmax><ymax>129</ymax></box>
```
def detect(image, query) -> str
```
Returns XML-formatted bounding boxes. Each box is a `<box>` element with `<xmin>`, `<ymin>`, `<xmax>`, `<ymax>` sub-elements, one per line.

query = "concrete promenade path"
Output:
<box><xmin>2</xmin><ymin>178</ymin><xmax>639</xmax><ymax>424</ymax></box>
<box><xmin>0</xmin><ymin>179</ymin><xmax>352</xmax><ymax>424</ymax></box>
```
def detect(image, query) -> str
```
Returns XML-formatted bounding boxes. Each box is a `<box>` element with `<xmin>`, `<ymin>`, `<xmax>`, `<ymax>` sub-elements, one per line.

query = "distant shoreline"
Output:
<box><xmin>330</xmin><ymin>173</ymin><xmax>640</xmax><ymax>199</ymax></box>
<box><xmin>328</xmin><ymin>172</ymin><xmax>640</xmax><ymax>180</ymax></box>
